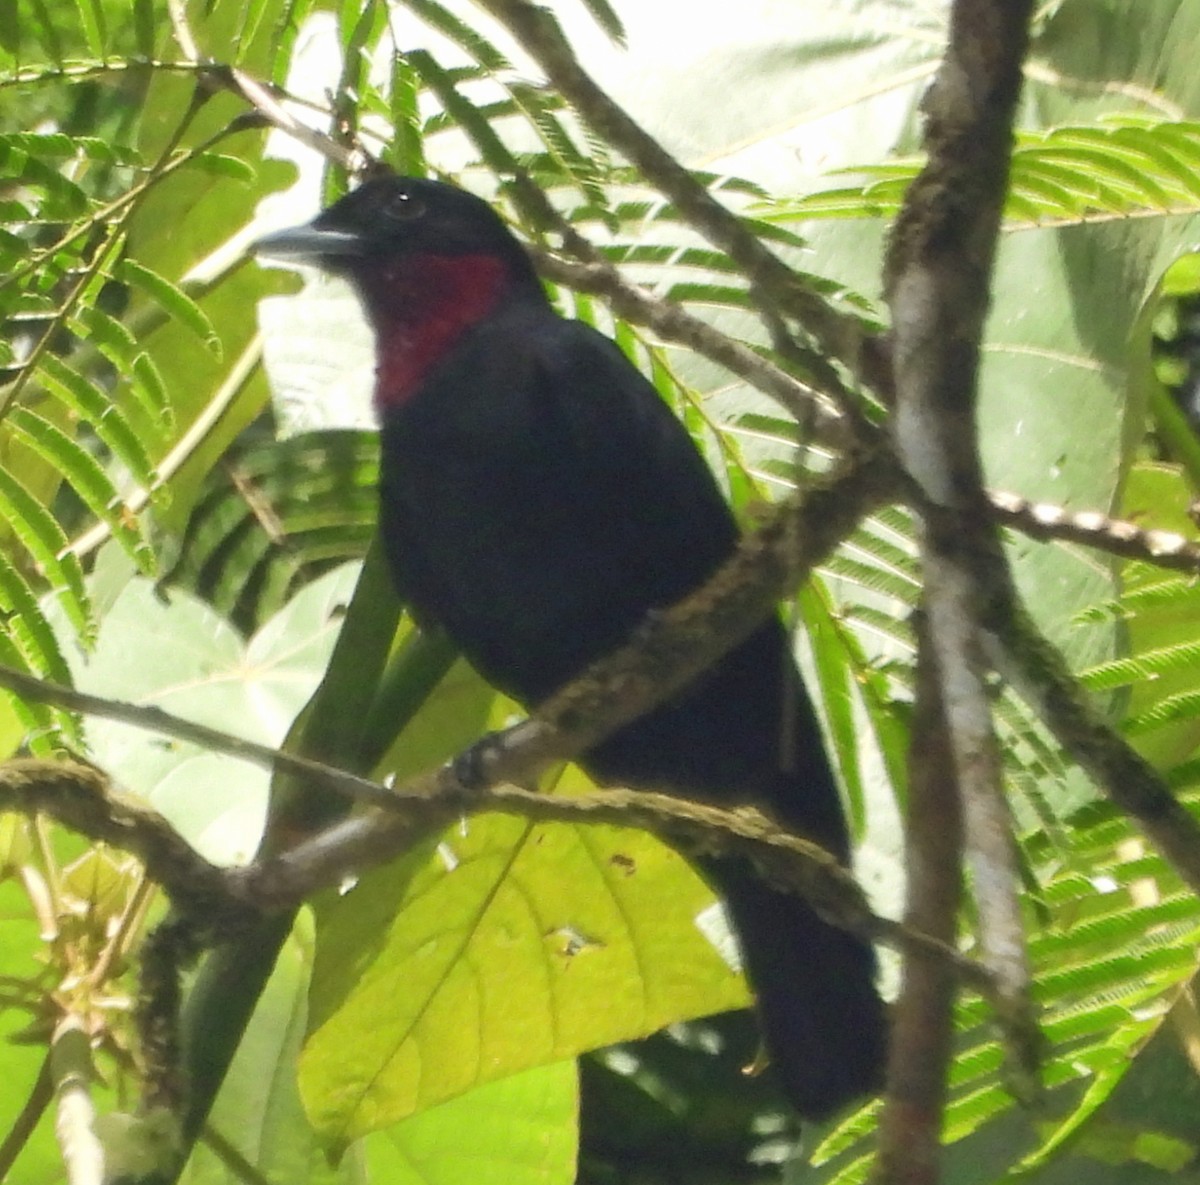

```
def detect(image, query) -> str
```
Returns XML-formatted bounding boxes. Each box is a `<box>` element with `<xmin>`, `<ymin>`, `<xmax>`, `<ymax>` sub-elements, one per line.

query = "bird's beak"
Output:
<box><xmin>254</xmin><ymin>221</ymin><xmax>366</xmax><ymax>262</ymax></box>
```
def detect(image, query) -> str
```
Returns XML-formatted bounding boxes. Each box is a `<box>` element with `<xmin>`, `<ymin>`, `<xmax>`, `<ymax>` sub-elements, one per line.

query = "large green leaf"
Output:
<box><xmin>302</xmin><ymin>809</ymin><xmax>748</xmax><ymax>1148</ymax></box>
<box><xmin>362</xmin><ymin>1061</ymin><xmax>578</xmax><ymax>1185</ymax></box>
<box><xmin>60</xmin><ymin>564</ymin><xmax>359</xmax><ymax>864</ymax></box>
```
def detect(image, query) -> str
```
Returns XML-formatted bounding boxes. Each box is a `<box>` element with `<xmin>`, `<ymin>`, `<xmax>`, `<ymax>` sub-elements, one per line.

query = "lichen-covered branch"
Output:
<box><xmin>0</xmin><ymin>761</ymin><xmax>238</xmax><ymax>919</ymax></box>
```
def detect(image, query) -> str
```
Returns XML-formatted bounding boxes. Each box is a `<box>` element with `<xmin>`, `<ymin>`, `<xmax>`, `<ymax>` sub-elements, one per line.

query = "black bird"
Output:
<box><xmin>258</xmin><ymin>174</ymin><xmax>886</xmax><ymax>1118</ymax></box>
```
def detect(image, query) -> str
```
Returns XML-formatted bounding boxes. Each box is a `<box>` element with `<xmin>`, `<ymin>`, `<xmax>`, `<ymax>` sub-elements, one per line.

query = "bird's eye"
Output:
<box><xmin>385</xmin><ymin>190</ymin><xmax>426</xmax><ymax>221</ymax></box>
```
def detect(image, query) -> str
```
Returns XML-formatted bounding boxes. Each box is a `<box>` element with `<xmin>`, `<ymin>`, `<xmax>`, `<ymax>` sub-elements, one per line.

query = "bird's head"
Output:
<box><xmin>256</xmin><ymin>174</ymin><xmax>545</xmax><ymax>407</ymax></box>
<box><xmin>255</xmin><ymin>174</ymin><xmax>540</xmax><ymax>289</ymax></box>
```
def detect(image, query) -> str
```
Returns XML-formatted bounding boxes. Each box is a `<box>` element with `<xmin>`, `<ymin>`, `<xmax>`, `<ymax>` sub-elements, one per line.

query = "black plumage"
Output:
<box><xmin>258</xmin><ymin>175</ymin><xmax>886</xmax><ymax>1118</ymax></box>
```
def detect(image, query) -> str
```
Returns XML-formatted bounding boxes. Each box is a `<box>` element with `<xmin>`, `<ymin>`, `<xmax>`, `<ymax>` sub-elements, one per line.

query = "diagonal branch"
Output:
<box><xmin>1</xmin><ymin>446</ymin><xmax>900</xmax><ymax>825</ymax></box>
<box><xmin>529</xmin><ymin>243</ymin><xmax>860</xmax><ymax>448</ymax></box>
<box><xmin>469</xmin><ymin>0</ymin><xmax>888</xmax><ymax>398</ymax></box>
<box><xmin>986</xmin><ymin>609</ymin><xmax>1200</xmax><ymax>892</ymax></box>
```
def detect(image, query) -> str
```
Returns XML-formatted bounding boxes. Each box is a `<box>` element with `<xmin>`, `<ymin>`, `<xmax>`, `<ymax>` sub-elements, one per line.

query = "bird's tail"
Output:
<box><xmin>582</xmin><ymin>620</ymin><xmax>886</xmax><ymax>1116</ymax></box>
<box><xmin>701</xmin><ymin>854</ymin><xmax>887</xmax><ymax>1119</ymax></box>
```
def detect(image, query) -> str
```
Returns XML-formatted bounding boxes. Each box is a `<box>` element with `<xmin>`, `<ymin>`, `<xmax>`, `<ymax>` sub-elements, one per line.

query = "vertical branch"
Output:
<box><xmin>52</xmin><ymin>1017</ymin><xmax>105</xmax><ymax>1185</ymax></box>
<box><xmin>875</xmin><ymin>613</ymin><xmax>964</xmax><ymax>1185</ymax></box>
<box><xmin>883</xmin><ymin>0</ymin><xmax>1039</xmax><ymax>1104</ymax></box>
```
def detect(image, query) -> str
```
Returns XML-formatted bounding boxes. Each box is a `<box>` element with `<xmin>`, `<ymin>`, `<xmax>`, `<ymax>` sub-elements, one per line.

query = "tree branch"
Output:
<box><xmin>528</xmin><ymin>248</ymin><xmax>861</xmax><ymax>450</ymax></box>
<box><xmin>989</xmin><ymin>489</ymin><xmax>1200</xmax><ymax>575</ymax></box>
<box><xmin>880</xmin><ymin>2</ymin><xmax>1039</xmax><ymax>1178</ymax></box>
<box><xmin>0</xmin><ymin>752</ymin><xmax>995</xmax><ymax>1005</ymax></box>
<box><xmin>877</xmin><ymin>613</ymin><xmax>964</xmax><ymax>1185</ymax></box>
<box><xmin>470</xmin><ymin>0</ymin><xmax>888</xmax><ymax>400</ymax></box>
<box><xmin>0</xmin><ymin>761</ymin><xmax>237</xmax><ymax>918</ymax></box>
<box><xmin>986</xmin><ymin>609</ymin><xmax>1200</xmax><ymax>893</ymax></box>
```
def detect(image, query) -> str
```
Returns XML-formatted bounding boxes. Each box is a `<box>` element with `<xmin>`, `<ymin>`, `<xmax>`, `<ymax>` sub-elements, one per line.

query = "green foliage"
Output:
<box><xmin>304</xmin><ymin>809</ymin><xmax>748</xmax><ymax>1147</ymax></box>
<box><xmin>3</xmin><ymin>1</ymin><xmax>1200</xmax><ymax>1183</ymax></box>
<box><xmin>763</xmin><ymin>121</ymin><xmax>1200</xmax><ymax>228</ymax></box>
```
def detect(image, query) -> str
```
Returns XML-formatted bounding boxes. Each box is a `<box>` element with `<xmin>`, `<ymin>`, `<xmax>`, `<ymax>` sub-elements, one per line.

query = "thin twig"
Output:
<box><xmin>472</xmin><ymin>0</ymin><xmax>884</xmax><ymax>398</ymax></box>
<box><xmin>0</xmin><ymin>667</ymin><xmax>395</xmax><ymax>810</ymax></box>
<box><xmin>220</xmin><ymin>64</ymin><xmax>362</xmax><ymax>172</ymax></box>
<box><xmin>532</xmin><ymin>249</ymin><xmax>859</xmax><ymax>448</ymax></box>
<box><xmin>990</xmin><ymin>489</ymin><xmax>1200</xmax><ymax>575</ymax></box>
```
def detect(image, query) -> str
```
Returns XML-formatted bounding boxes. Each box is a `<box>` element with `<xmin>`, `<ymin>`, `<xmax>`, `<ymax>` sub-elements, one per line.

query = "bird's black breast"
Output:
<box><xmin>377</xmin><ymin>300</ymin><xmax>739</xmax><ymax>706</ymax></box>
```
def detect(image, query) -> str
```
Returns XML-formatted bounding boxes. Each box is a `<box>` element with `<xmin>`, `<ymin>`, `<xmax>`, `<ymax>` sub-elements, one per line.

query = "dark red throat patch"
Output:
<box><xmin>352</xmin><ymin>253</ymin><xmax>513</xmax><ymax>411</ymax></box>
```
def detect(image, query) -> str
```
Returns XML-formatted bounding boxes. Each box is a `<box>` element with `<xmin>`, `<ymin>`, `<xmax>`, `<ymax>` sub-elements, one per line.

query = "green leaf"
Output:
<box><xmin>364</xmin><ymin>1062</ymin><xmax>578</xmax><ymax>1185</ymax></box>
<box><xmin>237</xmin><ymin>0</ymin><xmax>275</xmax><ymax>59</ymax></box>
<box><xmin>576</xmin><ymin>0</ymin><xmax>625</xmax><ymax>45</ymax></box>
<box><xmin>167</xmin><ymin>430</ymin><xmax>377</xmax><ymax>628</ymax></box>
<box><xmin>6</xmin><ymin>408</ymin><xmax>154</xmax><ymax>574</ymax></box>
<box><xmin>0</xmin><ymin>551</ymin><xmax>74</xmax><ymax>689</ymax></box>
<box><xmin>71</xmin><ymin>0</ymin><xmax>105</xmax><ymax>58</ymax></box>
<box><xmin>302</xmin><ymin>812</ymin><xmax>748</xmax><ymax>1147</ymax></box>
<box><xmin>0</xmin><ymin>142</ymin><xmax>88</xmax><ymax>215</ymax></box>
<box><xmin>388</xmin><ymin>53</ymin><xmax>427</xmax><ymax>176</ymax></box>
<box><xmin>406</xmin><ymin>0</ymin><xmax>512</xmax><ymax>74</ymax></box>
<box><xmin>35</xmin><ymin>353</ymin><xmax>157</xmax><ymax>489</ymax></box>
<box><xmin>0</xmin><ymin>630</ymin><xmax>63</xmax><ymax>755</ymax></box>
<box><xmin>118</xmin><ymin>258</ymin><xmax>223</xmax><ymax>358</ymax></box>
<box><xmin>0</xmin><ymin>466</ymin><xmax>91</xmax><ymax>640</ymax></box>
<box><xmin>187</xmin><ymin>152</ymin><xmax>258</xmax><ymax>183</ymax></box>
<box><xmin>70</xmin><ymin>305</ymin><xmax>172</xmax><ymax>423</ymax></box>
<box><xmin>132</xmin><ymin>0</ymin><xmax>154</xmax><ymax>56</ymax></box>
<box><xmin>64</xmin><ymin>566</ymin><xmax>361</xmax><ymax>864</ymax></box>
<box><xmin>271</xmin><ymin>0</ymin><xmax>319</xmax><ymax>84</ymax></box>
<box><xmin>0</xmin><ymin>1</ymin><xmax>18</xmax><ymax>53</ymax></box>
<box><xmin>408</xmin><ymin>49</ymin><xmax>518</xmax><ymax>176</ymax></box>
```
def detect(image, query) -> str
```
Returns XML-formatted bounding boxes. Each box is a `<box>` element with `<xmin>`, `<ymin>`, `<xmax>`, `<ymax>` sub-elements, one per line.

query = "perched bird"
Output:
<box><xmin>257</xmin><ymin>174</ymin><xmax>886</xmax><ymax>1118</ymax></box>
